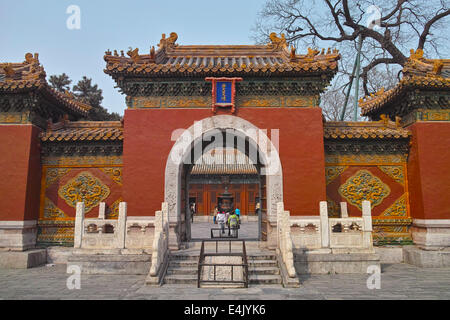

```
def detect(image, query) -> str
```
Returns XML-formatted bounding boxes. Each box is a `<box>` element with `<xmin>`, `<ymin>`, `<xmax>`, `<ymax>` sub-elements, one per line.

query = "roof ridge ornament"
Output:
<box><xmin>432</xmin><ymin>60</ymin><xmax>444</xmax><ymax>75</ymax></box>
<box><xmin>409</xmin><ymin>48</ymin><xmax>424</xmax><ymax>60</ymax></box>
<box><xmin>158</xmin><ymin>32</ymin><xmax>178</xmax><ymax>50</ymax></box>
<box><xmin>24</xmin><ymin>53</ymin><xmax>39</xmax><ymax>65</ymax></box>
<box><xmin>2</xmin><ymin>63</ymin><xmax>15</xmax><ymax>77</ymax></box>
<box><xmin>127</xmin><ymin>47</ymin><xmax>141</xmax><ymax>63</ymax></box>
<box><xmin>268</xmin><ymin>32</ymin><xmax>287</xmax><ymax>50</ymax></box>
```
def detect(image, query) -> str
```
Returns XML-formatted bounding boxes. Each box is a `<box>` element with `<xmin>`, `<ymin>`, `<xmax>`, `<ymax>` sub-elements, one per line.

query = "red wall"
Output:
<box><xmin>407</xmin><ymin>122</ymin><xmax>450</xmax><ymax>220</ymax></box>
<box><xmin>123</xmin><ymin>108</ymin><xmax>326</xmax><ymax>217</ymax></box>
<box><xmin>0</xmin><ymin>125</ymin><xmax>42</xmax><ymax>221</ymax></box>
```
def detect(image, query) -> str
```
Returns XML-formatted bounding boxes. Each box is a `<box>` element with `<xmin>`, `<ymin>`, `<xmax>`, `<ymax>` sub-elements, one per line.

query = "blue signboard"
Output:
<box><xmin>216</xmin><ymin>81</ymin><xmax>232</xmax><ymax>104</ymax></box>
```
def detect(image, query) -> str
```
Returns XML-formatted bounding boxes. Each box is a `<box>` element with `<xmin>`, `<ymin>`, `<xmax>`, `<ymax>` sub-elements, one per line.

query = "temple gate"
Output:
<box><xmin>0</xmin><ymin>34</ymin><xmax>449</xmax><ymax>272</ymax></box>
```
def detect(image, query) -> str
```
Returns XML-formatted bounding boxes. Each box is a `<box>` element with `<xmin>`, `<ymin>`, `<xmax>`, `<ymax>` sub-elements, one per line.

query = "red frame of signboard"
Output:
<box><xmin>205</xmin><ymin>77</ymin><xmax>243</xmax><ymax>114</ymax></box>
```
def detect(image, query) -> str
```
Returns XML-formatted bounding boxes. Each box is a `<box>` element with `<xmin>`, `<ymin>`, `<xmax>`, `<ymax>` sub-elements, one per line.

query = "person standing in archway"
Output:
<box><xmin>190</xmin><ymin>202</ymin><xmax>195</xmax><ymax>223</ymax></box>
<box><xmin>217</xmin><ymin>211</ymin><xmax>227</xmax><ymax>236</ymax></box>
<box><xmin>228</xmin><ymin>210</ymin><xmax>239</xmax><ymax>237</ymax></box>
<box><xmin>235</xmin><ymin>207</ymin><xmax>241</xmax><ymax>227</ymax></box>
<box><xmin>213</xmin><ymin>206</ymin><xmax>218</xmax><ymax>224</ymax></box>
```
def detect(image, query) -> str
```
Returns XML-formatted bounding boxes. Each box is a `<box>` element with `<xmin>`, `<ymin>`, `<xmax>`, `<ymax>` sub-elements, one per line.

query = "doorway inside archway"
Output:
<box><xmin>187</xmin><ymin>147</ymin><xmax>264</xmax><ymax>240</ymax></box>
<box><xmin>179</xmin><ymin>129</ymin><xmax>268</xmax><ymax>242</ymax></box>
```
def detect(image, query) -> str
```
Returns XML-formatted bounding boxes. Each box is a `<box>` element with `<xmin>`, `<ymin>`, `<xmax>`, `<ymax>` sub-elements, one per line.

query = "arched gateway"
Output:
<box><xmin>5</xmin><ymin>31</ymin><xmax>449</xmax><ymax>277</ymax></box>
<box><xmin>165</xmin><ymin>115</ymin><xmax>283</xmax><ymax>248</ymax></box>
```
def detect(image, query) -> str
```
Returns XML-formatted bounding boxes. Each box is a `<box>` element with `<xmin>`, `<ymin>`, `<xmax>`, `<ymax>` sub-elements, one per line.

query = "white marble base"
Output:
<box><xmin>0</xmin><ymin>220</ymin><xmax>37</xmax><ymax>251</ymax></box>
<box><xmin>0</xmin><ymin>249</ymin><xmax>46</xmax><ymax>269</ymax></box>
<box><xmin>411</xmin><ymin>219</ymin><xmax>450</xmax><ymax>248</ymax></box>
<box><xmin>403</xmin><ymin>245</ymin><xmax>450</xmax><ymax>268</ymax></box>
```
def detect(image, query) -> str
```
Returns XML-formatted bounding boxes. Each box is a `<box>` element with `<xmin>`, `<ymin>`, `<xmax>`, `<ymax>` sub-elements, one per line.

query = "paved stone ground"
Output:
<box><xmin>191</xmin><ymin>220</ymin><xmax>259</xmax><ymax>239</ymax></box>
<box><xmin>0</xmin><ymin>263</ymin><xmax>449</xmax><ymax>299</ymax></box>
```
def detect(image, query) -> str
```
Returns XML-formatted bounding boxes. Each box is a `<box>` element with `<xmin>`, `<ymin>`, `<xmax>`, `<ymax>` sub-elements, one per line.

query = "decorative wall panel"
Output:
<box><xmin>325</xmin><ymin>158</ymin><xmax>411</xmax><ymax>245</ymax></box>
<box><xmin>37</xmin><ymin>159</ymin><xmax>123</xmax><ymax>246</ymax></box>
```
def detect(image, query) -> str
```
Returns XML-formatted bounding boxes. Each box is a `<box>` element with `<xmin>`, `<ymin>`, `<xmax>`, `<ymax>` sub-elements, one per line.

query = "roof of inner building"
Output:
<box><xmin>324</xmin><ymin>117</ymin><xmax>411</xmax><ymax>139</ymax></box>
<box><xmin>191</xmin><ymin>148</ymin><xmax>258</xmax><ymax>175</ymax></box>
<box><xmin>104</xmin><ymin>32</ymin><xmax>340</xmax><ymax>78</ymax></box>
<box><xmin>40</xmin><ymin>120</ymin><xmax>123</xmax><ymax>142</ymax></box>
<box><xmin>359</xmin><ymin>49</ymin><xmax>450</xmax><ymax>116</ymax></box>
<box><xmin>0</xmin><ymin>53</ymin><xmax>91</xmax><ymax>117</ymax></box>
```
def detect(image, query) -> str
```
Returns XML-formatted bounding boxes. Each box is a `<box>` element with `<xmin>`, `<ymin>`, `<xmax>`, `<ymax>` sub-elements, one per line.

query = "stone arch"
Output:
<box><xmin>164</xmin><ymin>115</ymin><xmax>283</xmax><ymax>248</ymax></box>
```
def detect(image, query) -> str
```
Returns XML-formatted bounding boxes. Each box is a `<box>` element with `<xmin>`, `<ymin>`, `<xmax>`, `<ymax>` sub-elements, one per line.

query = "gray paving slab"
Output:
<box><xmin>191</xmin><ymin>221</ymin><xmax>258</xmax><ymax>239</ymax></box>
<box><xmin>0</xmin><ymin>263</ymin><xmax>450</xmax><ymax>299</ymax></box>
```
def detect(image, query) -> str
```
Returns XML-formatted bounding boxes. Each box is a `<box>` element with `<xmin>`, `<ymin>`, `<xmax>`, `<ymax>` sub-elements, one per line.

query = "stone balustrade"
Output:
<box><xmin>283</xmin><ymin>200</ymin><xmax>374</xmax><ymax>252</ymax></box>
<box><xmin>74</xmin><ymin>202</ymin><xmax>127</xmax><ymax>249</ymax></box>
<box><xmin>74</xmin><ymin>201</ymin><xmax>159</xmax><ymax>251</ymax></box>
<box><xmin>149</xmin><ymin>202</ymin><xmax>169</xmax><ymax>277</ymax></box>
<box><xmin>276</xmin><ymin>202</ymin><xmax>296</xmax><ymax>278</ymax></box>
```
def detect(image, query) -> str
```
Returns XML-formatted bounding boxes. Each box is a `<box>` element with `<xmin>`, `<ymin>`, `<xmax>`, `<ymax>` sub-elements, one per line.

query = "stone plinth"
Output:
<box><xmin>294</xmin><ymin>250</ymin><xmax>380</xmax><ymax>274</ymax></box>
<box><xmin>0</xmin><ymin>249</ymin><xmax>46</xmax><ymax>269</ymax></box>
<box><xmin>0</xmin><ymin>220</ymin><xmax>37</xmax><ymax>251</ymax></box>
<box><xmin>67</xmin><ymin>253</ymin><xmax>152</xmax><ymax>275</ymax></box>
<box><xmin>411</xmin><ymin>219</ymin><xmax>450</xmax><ymax>248</ymax></box>
<box><xmin>403</xmin><ymin>246</ymin><xmax>450</xmax><ymax>268</ymax></box>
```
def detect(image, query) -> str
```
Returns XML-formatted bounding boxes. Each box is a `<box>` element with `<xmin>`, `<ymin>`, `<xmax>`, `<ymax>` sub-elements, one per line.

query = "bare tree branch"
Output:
<box><xmin>418</xmin><ymin>9</ymin><xmax>450</xmax><ymax>49</ymax></box>
<box><xmin>253</xmin><ymin>0</ymin><xmax>450</xmax><ymax>118</ymax></box>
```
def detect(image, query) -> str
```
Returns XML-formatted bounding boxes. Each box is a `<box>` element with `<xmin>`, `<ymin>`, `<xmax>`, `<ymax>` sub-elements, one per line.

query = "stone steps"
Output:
<box><xmin>166</xmin><ymin>266</ymin><xmax>198</xmax><ymax>275</ymax></box>
<box><xmin>249</xmin><ymin>266</ymin><xmax>280</xmax><ymax>275</ymax></box>
<box><xmin>163</xmin><ymin>247</ymin><xmax>282</xmax><ymax>286</ymax></box>
<box><xmin>248</xmin><ymin>259</ymin><xmax>279</xmax><ymax>267</ymax></box>
<box><xmin>164</xmin><ymin>274</ymin><xmax>198</xmax><ymax>285</ymax></box>
<box><xmin>248</xmin><ymin>254</ymin><xmax>282</xmax><ymax>284</ymax></box>
<box><xmin>249</xmin><ymin>274</ymin><xmax>282</xmax><ymax>285</ymax></box>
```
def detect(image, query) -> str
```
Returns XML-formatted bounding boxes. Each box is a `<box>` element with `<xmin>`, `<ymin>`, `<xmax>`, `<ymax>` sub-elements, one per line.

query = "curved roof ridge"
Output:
<box><xmin>0</xmin><ymin>53</ymin><xmax>91</xmax><ymax>117</ymax></box>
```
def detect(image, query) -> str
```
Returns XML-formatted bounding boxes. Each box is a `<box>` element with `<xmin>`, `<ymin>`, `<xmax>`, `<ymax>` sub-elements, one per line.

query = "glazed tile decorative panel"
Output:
<box><xmin>378</xmin><ymin>165</ymin><xmax>405</xmax><ymax>186</ymax></box>
<box><xmin>381</xmin><ymin>194</ymin><xmax>407</xmax><ymax>217</ymax></box>
<box><xmin>43</xmin><ymin>198</ymin><xmax>67</xmax><ymax>219</ymax></box>
<box><xmin>338</xmin><ymin>169</ymin><xmax>391</xmax><ymax>210</ymax></box>
<box><xmin>58</xmin><ymin>171</ymin><xmax>110</xmax><ymax>213</ymax></box>
<box><xmin>325</xmin><ymin>166</ymin><xmax>348</xmax><ymax>185</ymax></box>
<box><xmin>100</xmin><ymin>167</ymin><xmax>122</xmax><ymax>185</ymax></box>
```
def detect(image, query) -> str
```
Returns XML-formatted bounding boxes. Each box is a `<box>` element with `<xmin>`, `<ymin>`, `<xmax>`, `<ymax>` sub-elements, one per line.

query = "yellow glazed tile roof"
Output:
<box><xmin>104</xmin><ymin>32</ymin><xmax>340</xmax><ymax>77</ymax></box>
<box><xmin>40</xmin><ymin>120</ymin><xmax>123</xmax><ymax>142</ymax></box>
<box><xmin>359</xmin><ymin>49</ymin><xmax>450</xmax><ymax>116</ymax></box>
<box><xmin>0</xmin><ymin>53</ymin><xmax>91</xmax><ymax>116</ymax></box>
<box><xmin>324</xmin><ymin>117</ymin><xmax>410</xmax><ymax>139</ymax></box>
<box><xmin>191</xmin><ymin>148</ymin><xmax>258</xmax><ymax>175</ymax></box>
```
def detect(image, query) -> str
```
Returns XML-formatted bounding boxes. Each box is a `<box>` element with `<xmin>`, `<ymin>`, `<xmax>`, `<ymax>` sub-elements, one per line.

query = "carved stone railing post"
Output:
<box><xmin>162</xmin><ymin>202</ymin><xmax>169</xmax><ymax>250</ymax></box>
<box><xmin>340</xmin><ymin>202</ymin><xmax>348</xmax><ymax>218</ymax></box>
<box><xmin>319</xmin><ymin>201</ymin><xmax>329</xmax><ymax>248</ymax></box>
<box><xmin>149</xmin><ymin>202</ymin><xmax>170</xmax><ymax>279</ymax></box>
<box><xmin>277</xmin><ymin>202</ymin><xmax>296</xmax><ymax>278</ymax></box>
<box><xmin>74</xmin><ymin>202</ymin><xmax>85</xmax><ymax>248</ymax></box>
<box><xmin>117</xmin><ymin>202</ymin><xmax>127</xmax><ymax>249</ymax></box>
<box><xmin>98</xmin><ymin>202</ymin><xmax>106</xmax><ymax>220</ymax></box>
<box><xmin>276</xmin><ymin>202</ymin><xmax>283</xmax><ymax>248</ymax></box>
<box><xmin>362</xmin><ymin>200</ymin><xmax>373</xmax><ymax>249</ymax></box>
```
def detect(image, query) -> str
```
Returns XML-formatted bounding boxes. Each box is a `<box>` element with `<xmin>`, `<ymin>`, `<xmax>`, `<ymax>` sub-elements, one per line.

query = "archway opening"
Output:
<box><xmin>180</xmin><ymin>129</ymin><xmax>266</xmax><ymax>241</ymax></box>
<box><xmin>164</xmin><ymin>115</ymin><xmax>282</xmax><ymax>248</ymax></box>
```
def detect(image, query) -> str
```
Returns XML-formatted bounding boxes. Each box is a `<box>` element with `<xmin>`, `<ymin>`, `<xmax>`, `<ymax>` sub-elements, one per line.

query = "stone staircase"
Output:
<box><xmin>248</xmin><ymin>251</ymin><xmax>282</xmax><ymax>285</ymax></box>
<box><xmin>163</xmin><ymin>243</ymin><xmax>282</xmax><ymax>286</ymax></box>
<box><xmin>164</xmin><ymin>251</ymin><xmax>199</xmax><ymax>285</ymax></box>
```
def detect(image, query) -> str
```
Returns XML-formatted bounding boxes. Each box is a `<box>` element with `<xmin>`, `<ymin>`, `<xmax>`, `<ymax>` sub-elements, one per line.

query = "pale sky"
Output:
<box><xmin>2</xmin><ymin>1</ymin><xmax>449</xmax><ymax>116</ymax></box>
<box><xmin>0</xmin><ymin>0</ymin><xmax>263</xmax><ymax>115</ymax></box>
